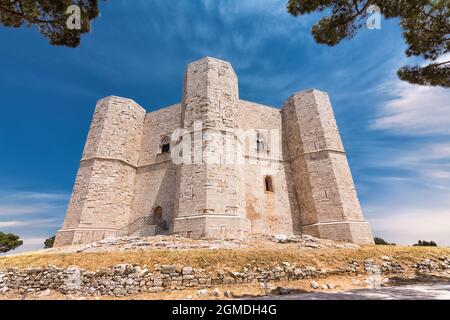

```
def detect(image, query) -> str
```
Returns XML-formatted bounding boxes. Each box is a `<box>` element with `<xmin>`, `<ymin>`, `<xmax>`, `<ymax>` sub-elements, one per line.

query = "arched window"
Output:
<box><xmin>161</xmin><ymin>136</ymin><xmax>170</xmax><ymax>153</ymax></box>
<box><xmin>256</xmin><ymin>133</ymin><xmax>267</xmax><ymax>152</ymax></box>
<box><xmin>265</xmin><ymin>176</ymin><xmax>274</xmax><ymax>192</ymax></box>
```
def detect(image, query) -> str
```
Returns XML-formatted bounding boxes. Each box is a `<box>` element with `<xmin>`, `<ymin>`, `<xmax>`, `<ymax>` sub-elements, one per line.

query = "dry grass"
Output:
<box><xmin>1</xmin><ymin>245</ymin><xmax>449</xmax><ymax>272</ymax></box>
<box><xmin>1</xmin><ymin>245</ymin><xmax>449</xmax><ymax>300</ymax></box>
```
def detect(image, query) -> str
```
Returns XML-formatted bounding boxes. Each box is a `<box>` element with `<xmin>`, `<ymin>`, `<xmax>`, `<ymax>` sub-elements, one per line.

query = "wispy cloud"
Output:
<box><xmin>369</xmin><ymin>208</ymin><xmax>450</xmax><ymax>246</ymax></box>
<box><xmin>202</xmin><ymin>0</ymin><xmax>293</xmax><ymax>24</ymax></box>
<box><xmin>373</xmin><ymin>142</ymin><xmax>450</xmax><ymax>190</ymax></box>
<box><xmin>0</xmin><ymin>238</ymin><xmax>47</xmax><ymax>256</ymax></box>
<box><xmin>0</xmin><ymin>218</ymin><xmax>60</xmax><ymax>228</ymax></box>
<box><xmin>372</xmin><ymin>54</ymin><xmax>450</xmax><ymax>136</ymax></box>
<box><xmin>0</xmin><ymin>190</ymin><xmax>69</xmax><ymax>216</ymax></box>
<box><xmin>0</xmin><ymin>191</ymin><xmax>69</xmax><ymax>201</ymax></box>
<box><xmin>361</xmin><ymin>141</ymin><xmax>450</xmax><ymax>246</ymax></box>
<box><xmin>0</xmin><ymin>204</ymin><xmax>62</xmax><ymax>216</ymax></box>
<box><xmin>372</xmin><ymin>83</ymin><xmax>450</xmax><ymax>135</ymax></box>
<box><xmin>362</xmin><ymin>52</ymin><xmax>450</xmax><ymax>247</ymax></box>
<box><xmin>0</xmin><ymin>190</ymin><xmax>67</xmax><ymax>254</ymax></box>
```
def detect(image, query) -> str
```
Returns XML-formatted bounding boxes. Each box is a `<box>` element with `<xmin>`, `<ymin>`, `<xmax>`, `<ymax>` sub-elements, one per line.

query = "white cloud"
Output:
<box><xmin>0</xmin><ymin>190</ymin><xmax>69</xmax><ymax>216</ymax></box>
<box><xmin>0</xmin><ymin>204</ymin><xmax>61</xmax><ymax>216</ymax></box>
<box><xmin>372</xmin><ymin>82</ymin><xmax>450</xmax><ymax>135</ymax></box>
<box><xmin>361</xmin><ymin>141</ymin><xmax>450</xmax><ymax>246</ymax></box>
<box><xmin>366</xmin><ymin>60</ymin><xmax>450</xmax><ymax>246</ymax></box>
<box><xmin>22</xmin><ymin>238</ymin><xmax>47</xmax><ymax>246</ymax></box>
<box><xmin>0</xmin><ymin>238</ymin><xmax>47</xmax><ymax>256</ymax></box>
<box><xmin>372</xmin><ymin>54</ymin><xmax>450</xmax><ymax>136</ymax></box>
<box><xmin>0</xmin><ymin>190</ymin><xmax>66</xmax><ymax>254</ymax></box>
<box><xmin>392</xmin><ymin>143</ymin><xmax>450</xmax><ymax>186</ymax></box>
<box><xmin>0</xmin><ymin>221</ymin><xmax>23</xmax><ymax>228</ymax></box>
<box><xmin>205</xmin><ymin>0</ymin><xmax>287</xmax><ymax>18</ymax></box>
<box><xmin>0</xmin><ymin>191</ymin><xmax>69</xmax><ymax>201</ymax></box>
<box><xmin>368</xmin><ymin>208</ymin><xmax>450</xmax><ymax>246</ymax></box>
<box><xmin>405</xmin><ymin>143</ymin><xmax>450</xmax><ymax>162</ymax></box>
<box><xmin>0</xmin><ymin>218</ymin><xmax>60</xmax><ymax>228</ymax></box>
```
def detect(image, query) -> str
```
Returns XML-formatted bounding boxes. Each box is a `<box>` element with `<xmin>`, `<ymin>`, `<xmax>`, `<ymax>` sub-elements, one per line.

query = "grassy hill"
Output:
<box><xmin>0</xmin><ymin>236</ymin><xmax>449</xmax><ymax>300</ymax></box>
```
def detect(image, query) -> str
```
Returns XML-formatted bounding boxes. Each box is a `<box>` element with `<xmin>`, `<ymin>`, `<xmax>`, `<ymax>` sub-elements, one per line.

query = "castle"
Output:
<box><xmin>54</xmin><ymin>57</ymin><xmax>373</xmax><ymax>247</ymax></box>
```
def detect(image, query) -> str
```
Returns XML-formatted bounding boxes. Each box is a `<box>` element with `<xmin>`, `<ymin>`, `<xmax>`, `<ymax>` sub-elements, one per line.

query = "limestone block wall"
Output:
<box><xmin>55</xmin><ymin>57</ymin><xmax>373</xmax><ymax>246</ymax></box>
<box><xmin>82</xmin><ymin>97</ymin><xmax>145</xmax><ymax>165</ymax></box>
<box><xmin>55</xmin><ymin>97</ymin><xmax>146</xmax><ymax>246</ymax></box>
<box><xmin>282</xmin><ymin>90</ymin><xmax>373</xmax><ymax>244</ymax></box>
<box><xmin>237</xmin><ymin>100</ymin><xmax>300</xmax><ymax>235</ymax></box>
<box><xmin>130</xmin><ymin>105</ymin><xmax>182</xmax><ymax>232</ymax></box>
<box><xmin>174</xmin><ymin>57</ymin><xmax>249</xmax><ymax>239</ymax></box>
<box><xmin>137</xmin><ymin>104</ymin><xmax>181</xmax><ymax>166</ymax></box>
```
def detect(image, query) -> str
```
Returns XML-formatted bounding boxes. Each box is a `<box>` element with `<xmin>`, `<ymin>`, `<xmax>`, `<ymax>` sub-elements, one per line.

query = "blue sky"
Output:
<box><xmin>1</xmin><ymin>0</ymin><xmax>449</xmax><ymax>253</ymax></box>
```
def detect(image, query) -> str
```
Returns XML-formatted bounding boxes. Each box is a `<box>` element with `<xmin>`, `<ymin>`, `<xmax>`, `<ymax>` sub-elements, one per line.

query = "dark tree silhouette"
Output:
<box><xmin>0</xmin><ymin>232</ymin><xmax>23</xmax><ymax>253</ymax></box>
<box><xmin>44</xmin><ymin>235</ymin><xmax>56</xmax><ymax>249</ymax></box>
<box><xmin>0</xmin><ymin>0</ymin><xmax>104</xmax><ymax>47</ymax></box>
<box><xmin>413</xmin><ymin>240</ymin><xmax>438</xmax><ymax>247</ymax></box>
<box><xmin>288</xmin><ymin>0</ymin><xmax>450</xmax><ymax>87</ymax></box>
<box><xmin>374</xmin><ymin>237</ymin><xmax>395</xmax><ymax>245</ymax></box>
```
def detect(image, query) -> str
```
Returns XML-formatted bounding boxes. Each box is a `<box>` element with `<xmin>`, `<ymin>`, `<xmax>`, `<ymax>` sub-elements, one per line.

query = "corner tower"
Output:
<box><xmin>282</xmin><ymin>90</ymin><xmax>373</xmax><ymax>244</ymax></box>
<box><xmin>54</xmin><ymin>96</ymin><xmax>146</xmax><ymax>247</ymax></box>
<box><xmin>173</xmin><ymin>57</ymin><xmax>250</xmax><ymax>239</ymax></box>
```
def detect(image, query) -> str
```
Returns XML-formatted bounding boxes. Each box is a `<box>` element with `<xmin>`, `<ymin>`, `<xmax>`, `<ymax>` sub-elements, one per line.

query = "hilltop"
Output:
<box><xmin>0</xmin><ymin>235</ymin><xmax>449</xmax><ymax>300</ymax></box>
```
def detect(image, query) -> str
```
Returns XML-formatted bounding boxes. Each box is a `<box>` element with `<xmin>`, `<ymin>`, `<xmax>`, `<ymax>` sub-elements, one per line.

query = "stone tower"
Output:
<box><xmin>54</xmin><ymin>97</ymin><xmax>146</xmax><ymax>246</ymax></box>
<box><xmin>173</xmin><ymin>57</ymin><xmax>251</xmax><ymax>239</ymax></box>
<box><xmin>55</xmin><ymin>57</ymin><xmax>373</xmax><ymax>247</ymax></box>
<box><xmin>282</xmin><ymin>90</ymin><xmax>373</xmax><ymax>243</ymax></box>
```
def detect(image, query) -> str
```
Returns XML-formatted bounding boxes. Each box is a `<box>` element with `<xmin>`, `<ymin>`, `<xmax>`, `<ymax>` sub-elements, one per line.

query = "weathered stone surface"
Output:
<box><xmin>0</xmin><ymin>261</ymin><xmax>335</xmax><ymax>297</ymax></box>
<box><xmin>197</xmin><ymin>289</ymin><xmax>209</xmax><ymax>297</ymax></box>
<box><xmin>182</xmin><ymin>267</ymin><xmax>193</xmax><ymax>275</ymax></box>
<box><xmin>54</xmin><ymin>56</ymin><xmax>373</xmax><ymax>247</ymax></box>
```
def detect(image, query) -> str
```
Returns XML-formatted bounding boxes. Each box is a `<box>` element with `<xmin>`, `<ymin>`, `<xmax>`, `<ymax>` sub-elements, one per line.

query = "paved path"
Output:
<box><xmin>260</xmin><ymin>283</ymin><xmax>450</xmax><ymax>300</ymax></box>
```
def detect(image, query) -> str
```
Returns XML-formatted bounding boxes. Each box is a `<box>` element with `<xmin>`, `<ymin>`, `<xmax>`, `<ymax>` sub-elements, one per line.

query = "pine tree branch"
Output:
<box><xmin>418</xmin><ymin>8</ymin><xmax>450</xmax><ymax>34</ymax></box>
<box><xmin>0</xmin><ymin>3</ymin><xmax>55</xmax><ymax>24</ymax></box>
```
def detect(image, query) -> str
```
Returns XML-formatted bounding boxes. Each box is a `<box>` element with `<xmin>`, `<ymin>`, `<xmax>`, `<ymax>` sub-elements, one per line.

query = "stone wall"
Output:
<box><xmin>282</xmin><ymin>90</ymin><xmax>373</xmax><ymax>244</ymax></box>
<box><xmin>173</xmin><ymin>57</ymin><xmax>250</xmax><ymax>239</ymax></box>
<box><xmin>237</xmin><ymin>100</ymin><xmax>301</xmax><ymax>235</ymax></box>
<box><xmin>55</xmin><ymin>57</ymin><xmax>373</xmax><ymax>246</ymax></box>
<box><xmin>137</xmin><ymin>103</ymin><xmax>182</xmax><ymax>166</ymax></box>
<box><xmin>2</xmin><ymin>257</ymin><xmax>449</xmax><ymax>297</ymax></box>
<box><xmin>129</xmin><ymin>104</ymin><xmax>182</xmax><ymax>233</ymax></box>
<box><xmin>55</xmin><ymin>97</ymin><xmax>146</xmax><ymax>246</ymax></box>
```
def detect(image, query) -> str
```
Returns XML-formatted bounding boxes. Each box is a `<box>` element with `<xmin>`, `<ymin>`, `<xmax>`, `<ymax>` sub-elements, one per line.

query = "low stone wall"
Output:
<box><xmin>1</xmin><ymin>257</ymin><xmax>449</xmax><ymax>297</ymax></box>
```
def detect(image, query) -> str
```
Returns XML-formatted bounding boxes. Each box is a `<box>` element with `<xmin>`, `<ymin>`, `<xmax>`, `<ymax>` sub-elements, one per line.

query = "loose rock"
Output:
<box><xmin>310</xmin><ymin>281</ymin><xmax>319</xmax><ymax>289</ymax></box>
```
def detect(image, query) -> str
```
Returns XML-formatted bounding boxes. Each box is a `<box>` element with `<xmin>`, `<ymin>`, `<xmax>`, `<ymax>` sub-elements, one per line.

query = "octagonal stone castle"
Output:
<box><xmin>54</xmin><ymin>57</ymin><xmax>373</xmax><ymax>247</ymax></box>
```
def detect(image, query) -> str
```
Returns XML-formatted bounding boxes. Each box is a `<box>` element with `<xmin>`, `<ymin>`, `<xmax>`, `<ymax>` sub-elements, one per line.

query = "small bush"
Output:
<box><xmin>413</xmin><ymin>240</ymin><xmax>438</xmax><ymax>247</ymax></box>
<box><xmin>374</xmin><ymin>237</ymin><xmax>395</xmax><ymax>245</ymax></box>
<box><xmin>44</xmin><ymin>236</ymin><xmax>56</xmax><ymax>249</ymax></box>
<box><xmin>0</xmin><ymin>232</ymin><xmax>23</xmax><ymax>253</ymax></box>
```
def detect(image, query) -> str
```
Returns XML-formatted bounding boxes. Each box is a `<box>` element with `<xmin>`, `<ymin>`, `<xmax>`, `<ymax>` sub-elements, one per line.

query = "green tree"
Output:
<box><xmin>44</xmin><ymin>235</ymin><xmax>55</xmax><ymax>249</ymax></box>
<box><xmin>0</xmin><ymin>232</ymin><xmax>23</xmax><ymax>253</ymax></box>
<box><xmin>0</xmin><ymin>0</ymin><xmax>103</xmax><ymax>48</ymax></box>
<box><xmin>374</xmin><ymin>237</ymin><xmax>395</xmax><ymax>245</ymax></box>
<box><xmin>287</xmin><ymin>0</ymin><xmax>450</xmax><ymax>87</ymax></box>
<box><xmin>413</xmin><ymin>240</ymin><xmax>438</xmax><ymax>246</ymax></box>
